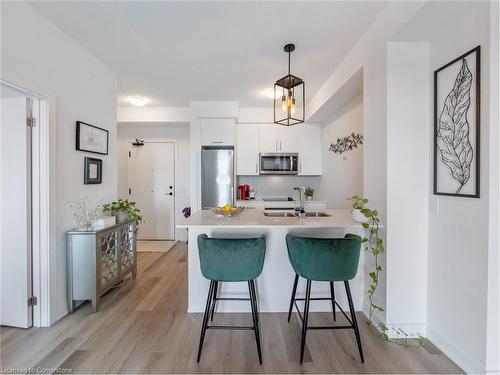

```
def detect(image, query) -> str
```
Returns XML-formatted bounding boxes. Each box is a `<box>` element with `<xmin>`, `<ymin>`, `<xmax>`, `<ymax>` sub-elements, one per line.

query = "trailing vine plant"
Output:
<box><xmin>347</xmin><ymin>195</ymin><xmax>425</xmax><ymax>347</ymax></box>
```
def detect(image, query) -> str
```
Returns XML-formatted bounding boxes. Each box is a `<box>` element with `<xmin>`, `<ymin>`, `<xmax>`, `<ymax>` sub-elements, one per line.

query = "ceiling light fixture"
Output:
<box><xmin>263</xmin><ymin>87</ymin><xmax>281</xmax><ymax>99</ymax></box>
<box><xmin>128</xmin><ymin>96</ymin><xmax>149</xmax><ymax>107</ymax></box>
<box><xmin>273</xmin><ymin>44</ymin><xmax>305</xmax><ymax>126</ymax></box>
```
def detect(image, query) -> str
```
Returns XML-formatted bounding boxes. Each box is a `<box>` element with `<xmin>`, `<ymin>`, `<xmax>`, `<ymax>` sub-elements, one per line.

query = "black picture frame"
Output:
<box><xmin>433</xmin><ymin>46</ymin><xmax>480</xmax><ymax>198</ymax></box>
<box><xmin>84</xmin><ymin>157</ymin><xmax>102</xmax><ymax>184</ymax></box>
<box><xmin>76</xmin><ymin>121</ymin><xmax>109</xmax><ymax>155</ymax></box>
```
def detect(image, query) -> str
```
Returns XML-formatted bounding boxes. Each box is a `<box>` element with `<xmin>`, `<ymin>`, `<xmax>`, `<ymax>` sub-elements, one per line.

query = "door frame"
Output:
<box><xmin>1</xmin><ymin>72</ymin><xmax>54</xmax><ymax>327</ymax></box>
<box><xmin>126</xmin><ymin>138</ymin><xmax>178</xmax><ymax>240</ymax></box>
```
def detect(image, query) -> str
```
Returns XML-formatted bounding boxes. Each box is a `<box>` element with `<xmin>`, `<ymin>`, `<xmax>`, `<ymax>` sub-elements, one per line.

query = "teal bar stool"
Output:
<box><xmin>197</xmin><ymin>234</ymin><xmax>266</xmax><ymax>364</ymax></box>
<box><xmin>286</xmin><ymin>233</ymin><xmax>364</xmax><ymax>364</ymax></box>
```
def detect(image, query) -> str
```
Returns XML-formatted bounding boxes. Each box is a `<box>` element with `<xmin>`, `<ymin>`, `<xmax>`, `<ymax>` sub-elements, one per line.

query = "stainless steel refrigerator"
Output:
<box><xmin>201</xmin><ymin>146</ymin><xmax>234</xmax><ymax>208</ymax></box>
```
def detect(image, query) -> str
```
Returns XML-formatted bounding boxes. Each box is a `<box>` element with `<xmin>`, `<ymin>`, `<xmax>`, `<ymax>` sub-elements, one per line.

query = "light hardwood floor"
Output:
<box><xmin>1</xmin><ymin>242</ymin><xmax>463</xmax><ymax>374</ymax></box>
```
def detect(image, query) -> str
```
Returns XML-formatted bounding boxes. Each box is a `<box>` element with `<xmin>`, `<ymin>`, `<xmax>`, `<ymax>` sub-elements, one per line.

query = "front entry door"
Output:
<box><xmin>127</xmin><ymin>142</ymin><xmax>175</xmax><ymax>240</ymax></box>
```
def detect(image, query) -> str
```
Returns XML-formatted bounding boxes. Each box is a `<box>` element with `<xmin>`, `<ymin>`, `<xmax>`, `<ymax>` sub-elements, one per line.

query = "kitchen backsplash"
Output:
<box><xmin>237</xmin><ymin>176</ymin><xmax>321</xmax><ymax>200</ymax></box>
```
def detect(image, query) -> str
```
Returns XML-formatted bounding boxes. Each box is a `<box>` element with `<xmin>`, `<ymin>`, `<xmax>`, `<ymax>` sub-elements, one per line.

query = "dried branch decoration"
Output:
<box><xmin>437</xmin><ymin>59</ymin><xmax>474</xmax><ymax>194</ymax></box>
<box><xmin>329</xmin><ymin>133</ymin><xmax>364</xmax><ymax>154</ymax></box>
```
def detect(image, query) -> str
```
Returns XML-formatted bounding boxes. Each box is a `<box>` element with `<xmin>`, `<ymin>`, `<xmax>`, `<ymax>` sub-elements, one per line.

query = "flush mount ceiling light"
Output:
<box><xmin>128</xmin><ymin>96</ymin><xmax>149</xmax><ymax>106</ymax></box>
<box><xmin>274</xmin><ymin>43</ymin><xmax>305</xmax><ymax>126</ymax></box>
<box><xmin>262</xmin><ymin>87</ymin><xmax>281</xmax><ymax>99</ymax></box>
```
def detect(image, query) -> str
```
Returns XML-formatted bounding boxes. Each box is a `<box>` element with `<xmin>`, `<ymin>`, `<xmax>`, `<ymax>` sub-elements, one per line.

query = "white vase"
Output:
<box><xmin>114</xmin><ymin>210</ymin><xmax>129</xmax><ymax>222</ymax></box>
<box><xmin>352</xmin><ymin>208</ymin><xmax>368</xmax><ymax>223</ymax></box>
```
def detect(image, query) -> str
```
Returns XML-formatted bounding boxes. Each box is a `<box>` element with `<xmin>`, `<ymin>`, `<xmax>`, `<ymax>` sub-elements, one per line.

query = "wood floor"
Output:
<box><xmin>1</xmin><ymin>242</ymin><xmax>463</xmax><ymax>374</ymax></box>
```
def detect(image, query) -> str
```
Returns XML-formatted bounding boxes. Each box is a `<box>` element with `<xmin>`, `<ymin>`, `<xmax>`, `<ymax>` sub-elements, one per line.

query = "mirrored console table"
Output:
<box><xmin>66</xmin><ymin>218</ymin><xmax>137</xmax><ymax>313</ymax></box>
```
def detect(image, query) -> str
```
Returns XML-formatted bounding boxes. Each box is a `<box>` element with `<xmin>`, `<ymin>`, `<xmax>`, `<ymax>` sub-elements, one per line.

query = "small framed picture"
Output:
<box><xmin>76</xmin><ymin>121</ymin><xmax>109</xmax><ymax>155</ymax></box>
<box><xmin>84</xmin><ymin>157</ymin><xmax>102</xmax><ymax>184</ymax></box>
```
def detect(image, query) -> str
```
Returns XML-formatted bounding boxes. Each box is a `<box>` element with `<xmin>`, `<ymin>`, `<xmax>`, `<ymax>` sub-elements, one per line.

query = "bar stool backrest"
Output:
<box><xmin>286</xmin><ymin>234</ymin><xmax>361</xmax><ymax>281</ymax></box>
<box><xmin>197</xmin><ymin>234</ymin><xmax>266</xmax><ymax>282</ymax></box>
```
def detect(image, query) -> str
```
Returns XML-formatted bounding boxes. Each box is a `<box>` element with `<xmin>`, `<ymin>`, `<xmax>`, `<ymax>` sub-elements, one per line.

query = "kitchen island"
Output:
<box><xmin>177</xmin><ymin>208</ymin><xmax>365</xmax><ymax>313</ymax></box>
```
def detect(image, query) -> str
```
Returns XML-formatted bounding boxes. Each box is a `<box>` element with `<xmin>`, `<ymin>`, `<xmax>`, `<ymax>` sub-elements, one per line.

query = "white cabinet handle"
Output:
<box><xmin>280</xmin><ymin>141</ymin><xmax>282</xmax><ymax>151</ymax></box>
<box><xmin>255</xmin><ymin>163</ymin><xmax>258</xmax><ymax>173</ymax></box>
<box><xmin>300</xmin><ymin>163</ymin><xmax>302</xmax><ymax>173</ymax></box>
<box><xmin>212</xmin><ymin>141</ymin><xmax>223</xmax><ymax>144</ymax></box>
<box><xmin>275</xmin><ymin>141</ymin><xmax>278</xmax><ymax>151</ymax></box>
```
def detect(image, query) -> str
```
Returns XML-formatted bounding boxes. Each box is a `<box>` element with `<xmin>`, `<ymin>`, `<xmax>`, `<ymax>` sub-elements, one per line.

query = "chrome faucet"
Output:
<box><xmin>294</xmin><ymin>186</ymin><xmax>305</xmax><ymax>217</ymax></box>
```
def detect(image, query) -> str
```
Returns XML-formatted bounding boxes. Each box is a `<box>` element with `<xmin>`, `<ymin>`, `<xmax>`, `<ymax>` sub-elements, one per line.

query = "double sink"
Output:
<box><xmin>263</xmin><ymin>211</ymin><xmax>331</xmax><ymax>218</ymax></box>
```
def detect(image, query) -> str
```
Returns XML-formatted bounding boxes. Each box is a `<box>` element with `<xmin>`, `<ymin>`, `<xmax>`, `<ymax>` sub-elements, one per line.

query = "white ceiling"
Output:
<box><xmin>29</xmin><ymin>1</ymin><xmax>387</xmax><ymax>107</ymax></box>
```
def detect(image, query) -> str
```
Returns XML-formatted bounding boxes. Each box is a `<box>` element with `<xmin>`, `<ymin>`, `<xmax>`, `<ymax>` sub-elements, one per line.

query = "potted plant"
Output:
<box><xmin>346</xmin><ymin>195</ymin><xmax>369</xmax><ymax>223</ymax></box>
<box><xmin>102</xmin><ymin>199</ymin><xmax>143</xmax><ymax>225</ymax></box>
<box><xmin>304</xmin><ymin>186</ymin><xmax>315</xmax><ymax>200</ymax></box>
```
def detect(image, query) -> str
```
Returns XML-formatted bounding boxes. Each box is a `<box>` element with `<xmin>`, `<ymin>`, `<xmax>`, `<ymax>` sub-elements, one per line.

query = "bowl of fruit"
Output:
<box><xmin>211</xmin><ymin>204</ymin><xmax>244</xmax><ymax>217</ymax></box>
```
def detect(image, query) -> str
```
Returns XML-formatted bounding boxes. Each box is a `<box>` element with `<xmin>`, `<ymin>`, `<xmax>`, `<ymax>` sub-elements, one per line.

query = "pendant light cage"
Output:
<box><xmin>274</xmin><ymin>44</ymin><xmax>305</xmax><ymax>126</ymax></box>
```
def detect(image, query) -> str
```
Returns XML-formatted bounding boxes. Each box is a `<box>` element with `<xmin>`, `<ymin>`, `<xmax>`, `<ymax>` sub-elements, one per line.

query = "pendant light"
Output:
<box><xmin>274</xmin><ymin>43</ymin><xmax>305</xmax><ymax>126</ymax></box>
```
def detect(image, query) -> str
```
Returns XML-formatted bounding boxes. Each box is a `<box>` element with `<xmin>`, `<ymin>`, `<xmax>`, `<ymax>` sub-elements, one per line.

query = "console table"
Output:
<box><xmin>66</xmin><ymin>218</ymin><xmax>137</xmax><ymax>312</ymax></box>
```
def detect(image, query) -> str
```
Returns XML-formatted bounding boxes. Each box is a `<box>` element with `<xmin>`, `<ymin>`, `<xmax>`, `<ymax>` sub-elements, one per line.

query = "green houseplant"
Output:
<box><xmin>346</xmin><ymin>195</ymin><xmax>424</xmax><ymax>347</ymax></box>
<box><xmin>304</xmin><ymin>186</ymin><xmax>315</xmax><ymax>200</ymax></box>
<box><xmin>102</xmin><ymin>199</ymin><xmax>143</xmax><ymax>225</ymax></box>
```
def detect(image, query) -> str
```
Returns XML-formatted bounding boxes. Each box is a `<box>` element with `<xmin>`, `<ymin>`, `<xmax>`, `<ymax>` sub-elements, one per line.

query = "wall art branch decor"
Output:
<box><xmin>434</xmin><ymin>46</ymin><xmax>480</xmax><ymax>198</ymax></box>
<box><xmin>329</xmin><ymin>132</ymin><xmax>363</xmax><ymax>154</ymax></box>
<box><xmin>76</xmin><ymin>121</ymin><xmax>109</xmax><ymax>155</ymax></box>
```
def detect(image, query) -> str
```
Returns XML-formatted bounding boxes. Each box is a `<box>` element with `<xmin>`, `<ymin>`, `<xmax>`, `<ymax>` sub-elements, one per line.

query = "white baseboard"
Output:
<box><xmin>427</xmin><ymin>326</ymin><xmax>484</xmax><ymax>374</ymax></box>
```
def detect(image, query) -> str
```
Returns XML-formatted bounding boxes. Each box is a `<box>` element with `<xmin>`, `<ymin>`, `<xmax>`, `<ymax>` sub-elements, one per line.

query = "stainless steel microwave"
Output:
<box><xmin>259</xmin><ymin>153</ymin><xmax>298</xmax><ymax>175</ymax></box>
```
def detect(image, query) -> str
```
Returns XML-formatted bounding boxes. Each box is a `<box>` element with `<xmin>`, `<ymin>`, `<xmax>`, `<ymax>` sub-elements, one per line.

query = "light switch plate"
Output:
<box><xmin>430</xmin><ymin>197</ymin><xmax>439</xmax><ymax>214</ymax></box>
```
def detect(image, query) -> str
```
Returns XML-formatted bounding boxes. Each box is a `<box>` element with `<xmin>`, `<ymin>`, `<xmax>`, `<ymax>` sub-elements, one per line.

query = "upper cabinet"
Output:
<box><xmin>200</xmin><ymin>118</ymin><xmax>235</xmax><ymax>146</ymax></box>
<box><xmin>298</xmin><ymin>123</ymin><xmax>322</xmax><ymax>175</ymax></box>
<box><xmin>236</xmin><ymin>124</ymin><xmax>260</xmax><ymax>175</ymax></box>
<box><xmin>259</xmin><ymin>124</ymin><xmax>297</xmax><ymax>153</ymax></box>
<box><xmin>236</xmin><ymin>122</ymin><xmax>321</xmax><ymax>176</ymax></box>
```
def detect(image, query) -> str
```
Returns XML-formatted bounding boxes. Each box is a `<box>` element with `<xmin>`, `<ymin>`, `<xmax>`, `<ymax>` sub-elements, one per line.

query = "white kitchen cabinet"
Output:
<box><xmin>259</xmin><ymin>124</ymin><xmax>297</xmax><ymax>153</ymax></box>
<box><xmin>200</xmin><ymin>118</ymin><xmax>235</xmax><ymax>146</ymax></box>
<box><xmin>278</xmin><ymin>125</ymin><xmax>298</xmax><ymax>152</ymax></box>
<box><xmin>259</xmin><ymin>124</ymin><xmax>279</xmax><ymax>153</ymax></box>
<box><xmin>298</xmin><ymin>123</ymin><xmax>322</xmax><ymax>175</ymax></box>
<box><xmin>236</xmin><ymin>124</ymin><xmax>260</xmax><ymax>175</ymax></box>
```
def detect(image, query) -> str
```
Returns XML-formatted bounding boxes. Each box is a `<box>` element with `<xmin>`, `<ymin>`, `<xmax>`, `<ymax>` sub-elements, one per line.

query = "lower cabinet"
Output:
<box><xmin>66</xmin><ymin>219</ymin><xmax>137</xmax><ymax>313</ymax></box>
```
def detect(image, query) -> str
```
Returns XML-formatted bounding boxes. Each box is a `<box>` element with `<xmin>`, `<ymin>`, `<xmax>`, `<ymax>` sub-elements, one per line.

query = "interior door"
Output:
<box><xmin>0</xmin><ymin>90</ymin><xmax>33</xmax><ymax>328</ymax></box>
<box><xmin>127</xmin><ymin>142</ymin><xmax>175</xmax><ymax>240</ymax></box>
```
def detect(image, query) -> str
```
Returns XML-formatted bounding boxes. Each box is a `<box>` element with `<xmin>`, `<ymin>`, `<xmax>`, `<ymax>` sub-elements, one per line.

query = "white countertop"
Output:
<box><xmin>177</xmin><ymin>208</ymin><xmax>361</xmax><ymax>229</ymax></box>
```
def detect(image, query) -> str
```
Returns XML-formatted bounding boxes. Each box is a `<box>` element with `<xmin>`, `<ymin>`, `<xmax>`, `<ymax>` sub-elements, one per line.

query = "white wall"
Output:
<box><xmin>386</xmin><ymin>42</ymin><xmax>429</xmax><ymax>335</ymax></box>
<box><xmin>394</xmin><ymin>2</ymin><xmax>492</xmax><ymax>373</ymax></box>
<box><xmin>1</xmin><ymin>2</ymin><xmax>117</xmax><ymax>323</ymax></box>
<box><xmin>117</xmin><ymin>106</ymin><xmax>190</xmax><ymax>123</ymax></box>
<box><xmin>317</xmin><ymin>95</ymin><xmax>363</xmax><ymax>209</ymax></box>
<box><xmin>117</xmin><ymin>124</ymin><xmax>190</xmax><ymax>241</ymax></box>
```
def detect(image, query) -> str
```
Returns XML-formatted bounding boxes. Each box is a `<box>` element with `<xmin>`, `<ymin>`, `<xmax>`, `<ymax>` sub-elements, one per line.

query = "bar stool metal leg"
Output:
<box><xmin>344</xmin><ymin>280</ymin><xmax>364</xmax><ymax>363</ymax></box>
<box><xmin>197</xmin><ymin>280</ymin><xmax>215</xmax><ymax>363</ymax></box>
<box><xmin>288</xmin><ymin>274</ymin><xmax>299</xmax><ymax>322</ymax></box>
<box><xmin>248</xmin><ymin>280</ymin><xmax>263</xmax><ymax>364</ymax></box>
<box><xmin>329</xmin><ymin>281</ymin><xmax>337</xmax><ymax>322</ymax></box>
<box><xmin>300</xmin><ymin>279</ymin><xmax>312</xmax><ymax>364</ymax></box>
<box><xmin>209</xmin><ymin>281</ymin><xmax>219</xmax><ymax>321</ymax></box>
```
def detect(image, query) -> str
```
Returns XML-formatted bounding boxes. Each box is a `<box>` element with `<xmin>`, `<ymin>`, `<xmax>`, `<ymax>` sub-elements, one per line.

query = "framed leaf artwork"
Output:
<box><xmin>434</xmin><ymin>46</ymin><xmax>480</xmax><ymax>198</ymax></box>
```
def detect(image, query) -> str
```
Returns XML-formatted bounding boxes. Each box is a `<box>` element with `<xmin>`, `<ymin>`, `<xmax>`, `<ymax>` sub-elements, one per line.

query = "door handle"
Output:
<box><xmin>280</xmin><ymin>141</ymin><xmax>282</xmax><ymax>151</ymax></box>
<box><xmin>255</xmin><ymin>163</ymin><xmax>258</xmax><ymax>174</ymax></box>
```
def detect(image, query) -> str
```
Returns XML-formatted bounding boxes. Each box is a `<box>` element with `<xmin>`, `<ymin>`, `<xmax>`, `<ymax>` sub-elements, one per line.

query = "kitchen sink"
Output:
<box><xmin>263</xmin><ymin>212</ymin><xmax>297</xmax><ymax>217</ymax></box>
<box><xmin>263</xmin><ymin>211</ymin><xmax>331</xmax><ymax>218</ymax></box>
<box><xmin>304</xmin><ymin>212</ymin><xmax>331</xmax><ymax>217</ymax></box>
